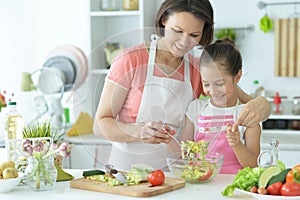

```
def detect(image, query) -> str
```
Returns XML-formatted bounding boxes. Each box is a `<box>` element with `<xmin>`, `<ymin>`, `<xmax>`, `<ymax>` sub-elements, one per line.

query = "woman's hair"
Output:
<box><xmin>155</xmin><ymin>0</ymin><xmax>214</xmax><ymax>48</ymax></box>
<box><xmin>200</xmin><ymin>37</ymin><xmax>242</xmax><ymax>76</ymax></box>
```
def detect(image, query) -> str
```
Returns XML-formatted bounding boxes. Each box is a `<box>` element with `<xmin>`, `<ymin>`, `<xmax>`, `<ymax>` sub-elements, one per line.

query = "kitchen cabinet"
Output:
<box><xmin>261</xmin><ymin>99</ymin><xmax>300</xmax><ymax>168</ymax></box>
<box><xmin>64</xmin><ymin>134</ymin><xmax>112</xmax><ymax>169</ymax></box>
<box><xmin>89</xmin><ymin>0</ymin><xmax>162</xmax><ymax>115</ymax></box>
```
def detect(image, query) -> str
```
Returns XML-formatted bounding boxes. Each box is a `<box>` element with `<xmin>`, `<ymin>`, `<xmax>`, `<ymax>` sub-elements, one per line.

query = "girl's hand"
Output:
<box><xmin>226</xmin><ymin>124</ymin><xmax>241</xmax><ymax>147</ymax></box>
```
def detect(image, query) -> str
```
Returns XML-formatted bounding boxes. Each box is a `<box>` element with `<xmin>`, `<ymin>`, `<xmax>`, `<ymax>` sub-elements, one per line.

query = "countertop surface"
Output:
<box><xmin>0</xmin><ymin>169</ymin><xmax>253</xmax><ymax>200</ymax></box>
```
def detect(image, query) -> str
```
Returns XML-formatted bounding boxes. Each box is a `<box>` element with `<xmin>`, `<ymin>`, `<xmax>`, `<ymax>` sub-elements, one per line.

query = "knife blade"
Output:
<box><xmin>105</xmin><ymin>164</ymin><xmax>128</xmax><ymax>184</ymax></box>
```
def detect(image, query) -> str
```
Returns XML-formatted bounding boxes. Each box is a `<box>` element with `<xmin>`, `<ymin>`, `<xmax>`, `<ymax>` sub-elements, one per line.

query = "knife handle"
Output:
<box><xmin>105</xmin><ymin>164</ymin><xmax>118</xmax><ymax>174</ymax></box>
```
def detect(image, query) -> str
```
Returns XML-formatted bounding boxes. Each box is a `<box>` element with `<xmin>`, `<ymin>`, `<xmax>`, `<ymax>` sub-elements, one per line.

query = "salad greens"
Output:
<box><xmin>87</xmin><ymin>174</ymin><xmax>123</xmax><ymax>186</ymax></box>
<box><xmin>87</xmin><ymin>165</ymin><xmax>153</xmax><ymax>186</ymax></box>
<box><xmin>222</xmin><ymin>160</ymin><xmax>287</xmax><ymax>196</ymax></box>
<box><xmin>181</xmin><ymin>140</ymin><xmax>209</xmax><ymax>160</ymax></box>
<box><xmin>222</xmin><ymin>167</ymin><xmax>265</xmax><ymax>196</ymax></box>
<box><xmin>126</xmin><ymin>165</ymin><xmax>152</xmax><ymax>185</ymax></box>
<box><xmin>176</xmin><ymin>140</ymin><xmax>216</xmax><ymax>182</ymax></box>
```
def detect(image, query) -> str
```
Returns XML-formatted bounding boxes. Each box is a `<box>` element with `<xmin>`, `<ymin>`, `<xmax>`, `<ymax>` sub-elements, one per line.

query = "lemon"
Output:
<box><xmin>258</xmin><ymin>165</ymin><xmax>281</xmax><ymax>188</ymax></box>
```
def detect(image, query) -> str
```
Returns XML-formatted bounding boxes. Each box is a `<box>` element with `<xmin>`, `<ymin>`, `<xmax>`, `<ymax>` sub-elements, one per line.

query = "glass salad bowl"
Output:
<box><xmin>167</xmin><ymin>152</ymin><xmax>224</xmax><ymax>183</ymax></box>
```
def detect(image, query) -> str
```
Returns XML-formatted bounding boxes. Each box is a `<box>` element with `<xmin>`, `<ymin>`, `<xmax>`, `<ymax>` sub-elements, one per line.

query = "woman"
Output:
<box><xmin>93</xmin><ymin>0</ymin><xmax>270</xmax><ymax>171</ymax></box>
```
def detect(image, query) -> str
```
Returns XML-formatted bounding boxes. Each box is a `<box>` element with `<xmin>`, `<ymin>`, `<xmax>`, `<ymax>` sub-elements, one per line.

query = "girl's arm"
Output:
<box><xmin>226</xmin><ymin>124</ymin><xmax>261</xmax><ymax>168</ymax></box>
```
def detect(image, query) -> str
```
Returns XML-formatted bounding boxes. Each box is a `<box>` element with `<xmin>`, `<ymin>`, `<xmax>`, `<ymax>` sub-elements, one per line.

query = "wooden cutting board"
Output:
<box><xmin>70</xmin><ymin>177</ymin><xmax>185</xmax><ymax>197</ymax></box>
<box><xmin>275</xmin><ymin>18</ymin><xmax>300</xmax><ymax>77</ymax></box>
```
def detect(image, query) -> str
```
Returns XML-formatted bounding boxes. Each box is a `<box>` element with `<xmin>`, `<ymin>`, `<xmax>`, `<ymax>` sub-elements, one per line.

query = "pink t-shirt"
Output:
<box><xmin>107</xmin><ymin>43</ymin><xmax>203</xmax><ymax>123</ymax></box>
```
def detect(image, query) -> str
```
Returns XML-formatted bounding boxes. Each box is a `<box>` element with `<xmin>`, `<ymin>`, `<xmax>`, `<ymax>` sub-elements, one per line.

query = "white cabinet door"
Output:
<box><xmin>69</xmin><ymin>143</ymin><xmax>111</xmax><ymax>169</ymax></box>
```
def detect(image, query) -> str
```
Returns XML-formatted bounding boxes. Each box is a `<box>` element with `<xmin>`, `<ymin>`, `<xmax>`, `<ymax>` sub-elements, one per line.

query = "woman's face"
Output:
<box><xmin>162</xmin><ymin>12</ymin><xmax>204</xmax><ymax>57</ymax></box>
<box><xmin>200</xmin><ymin>63</ymin><xmax>240</xmax><ymax>108</ymax></box>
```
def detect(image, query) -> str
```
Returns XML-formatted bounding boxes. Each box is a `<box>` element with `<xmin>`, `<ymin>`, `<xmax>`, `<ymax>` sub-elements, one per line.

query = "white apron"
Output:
<box><xmin>108</xmin><ymin>35</ymin><xmax>193</xmax><ymax>171</ymax></box>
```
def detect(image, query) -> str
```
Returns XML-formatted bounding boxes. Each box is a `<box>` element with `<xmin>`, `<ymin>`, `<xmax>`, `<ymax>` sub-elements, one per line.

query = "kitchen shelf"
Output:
<box><xmin>262</xmin><ymin>129</ymin><xmax>300</xmax><ymax>135</ymax></box>
<box><xmin>88</xmin><ymin>0</ymin><xmax>161</xmax><ymax>117</ymax></box>
<box><xmin>90</xmin><ymin>11</ymin><xmax>141</xmax><ymax>17</ymax></box>
<box><xmin>269</xmin><ymin>114</ymin><xmax>300</xmax><ymax>120</ymax></box>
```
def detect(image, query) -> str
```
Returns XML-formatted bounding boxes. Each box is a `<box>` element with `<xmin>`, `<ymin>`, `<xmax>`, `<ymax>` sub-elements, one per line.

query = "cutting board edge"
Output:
<box><xmin>70</xmin><ymin>177</ymin><xmax>186</xmax><ymax>197</ymax></box>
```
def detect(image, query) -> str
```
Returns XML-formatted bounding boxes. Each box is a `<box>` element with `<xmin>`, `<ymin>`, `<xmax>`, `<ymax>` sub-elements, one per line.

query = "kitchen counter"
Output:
<box><xmin>1</xmin><ymin>169</ymin><xmax>252</xmax><ymax>200</ymax></box>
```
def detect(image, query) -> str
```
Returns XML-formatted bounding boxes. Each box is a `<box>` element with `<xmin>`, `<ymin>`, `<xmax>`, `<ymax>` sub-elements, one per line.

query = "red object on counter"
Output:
<box><xmin>273</xmin><ymin>92</ymin><xmax>282</xmax><ymax>114</ymax></box>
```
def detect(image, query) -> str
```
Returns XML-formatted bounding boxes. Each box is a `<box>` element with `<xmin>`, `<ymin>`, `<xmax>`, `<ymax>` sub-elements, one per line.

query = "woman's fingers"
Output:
<box><xmin>233</xmin><ymin>107</ymin><xmax>260</xmax><ymax>131</ymax></box>
<box><xmin>146</xmin><ymin>121</ymin><xmax>163</xmax><ymax>131</ymax></box>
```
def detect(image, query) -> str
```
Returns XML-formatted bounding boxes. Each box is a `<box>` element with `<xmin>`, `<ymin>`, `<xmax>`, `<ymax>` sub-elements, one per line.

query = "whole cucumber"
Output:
<box><xmin>267</xmin><ymin>168</ymin><xmax>291</xmax><ymax>186</ymax></box>
<box><xmin>82</xmin><ymin>169</ymin><xmax>105</xmax><ymax>177</ymax></box>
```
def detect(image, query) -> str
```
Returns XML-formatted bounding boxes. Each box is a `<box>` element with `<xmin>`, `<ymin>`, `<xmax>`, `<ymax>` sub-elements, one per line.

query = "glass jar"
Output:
<box><xmin>292</xmin><ymin>96</ymin><xmax>300</xmax><ymax>115</ymax></box>
<box><xmin>100</xmin><ymin>0</ymin><xmax>120</xmax><ymax>11</ymax></box>
<box><xmin>123</xmin><ymin>0</ymin><xmax>139</xmax><ymax>10</ymax></box>
<box><xmin>25</xmin><ymin>156</ymin><xmax>57</xmax><ymax>191</ymax></box>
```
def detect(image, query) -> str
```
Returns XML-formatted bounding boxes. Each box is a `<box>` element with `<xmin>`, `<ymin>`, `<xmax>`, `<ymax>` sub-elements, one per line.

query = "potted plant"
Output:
<box><xmin>22</xmin><ymin>120</ymin><xmax>65</xmax><ymax>166</ymax></box>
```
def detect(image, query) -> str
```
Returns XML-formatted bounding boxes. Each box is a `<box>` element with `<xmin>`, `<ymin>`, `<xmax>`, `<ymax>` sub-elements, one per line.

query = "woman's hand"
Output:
<box><xmin>140</xmin><ymin>121</ymin><xmax>172</xmax><ymax>144</ymax></box>
<box><xmin>233</xmin><ymin>96</ymin><xmax>270</xmax><ymax>131</ymax></box>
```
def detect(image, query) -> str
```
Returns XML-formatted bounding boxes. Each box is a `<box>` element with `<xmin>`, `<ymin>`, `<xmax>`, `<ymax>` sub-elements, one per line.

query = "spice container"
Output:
<box><xmin>292</xmin><ymin>96</ymin><xmax>300</xmax><ymax>115</ymax></box>
<box><xmin>100</xmin><ymin>0</ymin><xmax>120</xmax><ymax>11</ymax></box>
<box><xmin>272</xmin><ymin>92</ymin><xmax>283</xmax><ymax>114</ymax></box>
<box><xmin>123</xmin><ymin>0</ymin><xmax>139</xmax><ymax>10</ymax></box>
<box><xmin>291</xmin><ymin>120</ymin><xmax>300</xmax><ymax>130</ymax></box>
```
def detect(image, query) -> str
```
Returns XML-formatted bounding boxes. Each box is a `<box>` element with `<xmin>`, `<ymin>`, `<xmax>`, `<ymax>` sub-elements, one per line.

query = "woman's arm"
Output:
<box><xmin>93</xmin><ymin>81</ymin><xmax>170</xmax><ymax>143</ymax></box>
<box><xmin>226</xmin><ymin>124</ymin><xmax>261</xmax><ymax>168</ymax></box>
<box><xmin>235</xmin><ymin>86</ymin><xmax>271</xmax><ymax>130</ymax></box>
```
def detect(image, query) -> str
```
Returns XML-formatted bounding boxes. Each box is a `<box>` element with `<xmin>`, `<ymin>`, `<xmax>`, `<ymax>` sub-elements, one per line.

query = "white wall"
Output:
<box><xmin>212</xmin><ymin>0</ymin><xmax>300</xmax><ymax>96</ymax></box>
<box><xmin>0</xmin><ymin>0</ymin><xmax>90</xmax><ymax>92</ymax></box>
<box><xmin>0</xmin><ymin>0</ymin><xmax>90</xmax><ymax>124</ymax></box>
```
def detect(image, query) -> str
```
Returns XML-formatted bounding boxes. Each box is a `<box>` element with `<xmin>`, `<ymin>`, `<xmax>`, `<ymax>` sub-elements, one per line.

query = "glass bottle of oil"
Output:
<box><xmin>5</xmin><ymin>101</ymin><xmax>24</xmax><ymax>161</ymax></box>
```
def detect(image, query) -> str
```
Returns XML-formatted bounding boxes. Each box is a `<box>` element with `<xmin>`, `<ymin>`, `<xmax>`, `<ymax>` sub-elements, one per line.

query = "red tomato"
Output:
<box><xmin>147</xmin><ymin>170</ymin><xmax>165</xmax><ymax>186</ymax></box>
<box><xmin>198</xmin><ymin>168</ymin><xmax>213</xmax><ymax>181</ymax></box>
<box><xmin>267</xmin><ymin>182</ymin><xmax>282</xmax><ymax>195</ymax></box>
<box><xmin>281</xmin><ymin>182</ymin><xmax>300</xmax><ymax>196</ymax></box>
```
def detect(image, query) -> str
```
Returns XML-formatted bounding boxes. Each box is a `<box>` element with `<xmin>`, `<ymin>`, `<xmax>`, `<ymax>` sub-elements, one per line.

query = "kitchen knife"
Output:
<box><xmin>105</xmin><ymin>164</ymin><xmax>128</xmax><ymax>184</ymax></box>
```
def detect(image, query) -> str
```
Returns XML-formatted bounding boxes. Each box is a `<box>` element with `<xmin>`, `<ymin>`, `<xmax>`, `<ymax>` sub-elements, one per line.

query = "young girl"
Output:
<box><xmin>179</xmin><ymin>38</ymin><xmax>261</xmax><ymax>174</ymax></box>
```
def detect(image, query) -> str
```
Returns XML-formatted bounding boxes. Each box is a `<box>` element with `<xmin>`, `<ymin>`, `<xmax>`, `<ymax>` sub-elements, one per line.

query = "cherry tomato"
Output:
<box><xmin>198</xmin><ymin>168</ymin><xmax>213</xmax><ymax>181</ymax></box>
<box><xmin>281</xmin><ymin>182</ymin><xmax>300</xmax><ymax>196</ymax></box>
<box><xmin>147</xmin><ymin>170</ymin><xmax>165</xmax><ymax>186</ymax></box>
<box><xmin>267</xmin><ymin>182</ymin><xmax>282</xmax><ymax>195</ymax></box>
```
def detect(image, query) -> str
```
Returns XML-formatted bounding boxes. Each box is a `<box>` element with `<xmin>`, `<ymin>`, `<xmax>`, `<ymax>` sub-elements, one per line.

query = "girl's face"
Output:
<box><xmin>200</xmin><ymin>63</ymin><xmax>241</xmax><ymax>108</ymax></box>
<box><xmin>162</xmin><ymin>12</ymin><xmax>204</xmax><ymax>57</ymax></box>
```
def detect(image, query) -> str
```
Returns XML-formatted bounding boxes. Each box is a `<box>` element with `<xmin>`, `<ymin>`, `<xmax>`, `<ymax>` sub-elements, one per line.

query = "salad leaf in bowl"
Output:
<box><xmin>167</xmin><ymin>140</ymin><xmax>224</xmax><ymax>183</ymax></box>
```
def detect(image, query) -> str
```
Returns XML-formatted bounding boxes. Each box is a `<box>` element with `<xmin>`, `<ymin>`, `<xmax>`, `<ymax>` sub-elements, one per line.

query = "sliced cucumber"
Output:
<box><xmin>83</xmin><ymin>169</ymin><xmax>105</xmax><ymax>177</ymax></box>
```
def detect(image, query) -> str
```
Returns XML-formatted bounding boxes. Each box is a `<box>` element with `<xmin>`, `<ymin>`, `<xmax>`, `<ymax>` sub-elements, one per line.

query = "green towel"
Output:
<box><xmin>54</xmin><ymin>162</ymin><xmax>74</xmax><ymax>182</ymax></box>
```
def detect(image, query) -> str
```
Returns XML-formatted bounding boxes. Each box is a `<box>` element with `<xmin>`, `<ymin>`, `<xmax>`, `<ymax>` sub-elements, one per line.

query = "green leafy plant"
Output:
<box><xmin>22</xmin><ymin>120</ymin><xmax>63</xmax><ymax>144</ymax></box>
<box><xmin>215</xmin><ymin>28</ymin><xmax>236</xmax><ymax>42</ymax></box>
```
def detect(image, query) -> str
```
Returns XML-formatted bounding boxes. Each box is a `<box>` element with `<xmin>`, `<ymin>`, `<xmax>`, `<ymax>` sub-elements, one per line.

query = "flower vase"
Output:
<box><xmin>25</xmin><ymin>156</ymin><xmax>57</xmax><ymax>191</ymax></box>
